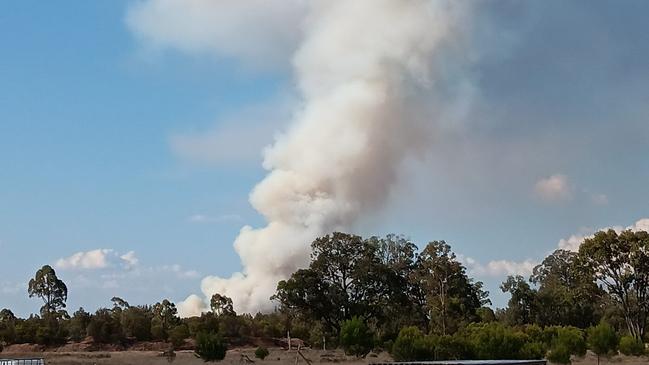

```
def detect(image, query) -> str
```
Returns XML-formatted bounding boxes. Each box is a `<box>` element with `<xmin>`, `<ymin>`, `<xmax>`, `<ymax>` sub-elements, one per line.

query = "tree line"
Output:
<box><xmin>1</xmin><ymin>229</ymin><xmax>649</xmax><ymax>363</ymax></box>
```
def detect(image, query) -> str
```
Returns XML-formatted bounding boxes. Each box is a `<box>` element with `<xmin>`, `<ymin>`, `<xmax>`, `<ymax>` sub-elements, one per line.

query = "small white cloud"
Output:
<box><xmin>557</xmin><ymin>234</ymin><xmax>587</xmax><ymax>251</ymax></box>
<box><xmin>56</xmin><ymin>249</ymin><xmax>113</xmax><ymax>270</ymax></box>
<box><xmin>557</xmin><ymin>217</ymin><xmax>649</xmax><ymax>252</ymax></box>
<box><xmin>188</xmin><ymin>214</ymin><xmax>242</xmax><ymax>224</ymax></box>
<box><xmin>632</xmin><ymin>218</ymin><xmax>649</xmax><ymax>232</ymax></box>
<box><xmin>459</xmin><ymin>255</ymin><xmax>536</xmax><ymax>277</ymax></box>
<box><xmin>534</xmin><ymin>174</ymin><xmax>572</xmax><ymax>202</ymax></box>
<box><xmin>177</xmin><ymin>294</ymin><xmax>208</xmax><ymax>318</ymax></box>
<box><xmin>120</xmin><ymin>251</ymin><xmax>139</xmax><ymax>268</ymax></box>
<box><xmin>56</xmin><ymin>249</ymin><xmax>139</xmax><ymax>271</ymax></box>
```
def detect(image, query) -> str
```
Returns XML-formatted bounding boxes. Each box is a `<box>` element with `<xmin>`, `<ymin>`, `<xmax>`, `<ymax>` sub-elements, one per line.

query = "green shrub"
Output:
<box><xmin>520</xmin><ymin>342</ymin><xmax>546</xmax><ymax>359</ymax></box>
<box><xmin>382</xmin><ymin>339</ymin><xmax>394</xmax><ymax>353</ymax></box>
<box><xmin>194</xmin><ymin>332</ymin><xmax>227</xmax><ymax>362</ymax></box>
<box><xmin>339</xmin><ymin>317</ymin><xmax>374</xmax><ymax>357</ymax></box>
<box><xmin>542</xmin><ymin>326</ymin><xmax>561</xmax><ymax>346</ymax></box>
<box><xmin>619</xmin><ymin>335</ymin><xmax>644</xmax><ymax>356</ymax></box>
<box><xmin>546</xmin><ymin>327</ymin><xmax>586</xmax><ymax>364</ymax></box>
<box><xmin>587</xmin><ymin>322</ymin><xmax>617</xmax><ymax>359</ymax></box>
<box><xmin>255</xmin><ymin>346</ymin><xmax>270</xmax><ymax>360</ymax></box>
<box><xmin>391</xmin><ymin>326</ymin><xmax>429</xmax><ymax>361</ymax></box>
<box><xmin>555</xmin><ymin>327</ymin><xmax>587</xmax><ymax>357</ymax></box>
<box><xmin>523</xmin><ymin>324</ymin><xmax>545</xmax><ymax>344</ymax></box>
<box><xmin>467</xmin><ymin>323</ymin><xmax>527</xmax><ymax>359</ymax></box>
<box><xmin>476</xmin><ymin>307</ymin><xmax>496</xmax><ymax>323</ymax></box>
<box><xmin>547</xmin><ymin>344</ymin><xmax>571</xmax><ymax>364</ymax></box>
<box><xmin>435</xmin><ymin>334</ymin><xmax>473</xmax><ymax>360</ymax></box>
<box><xmin>169</xmin><ymin>324</ymin><xmax>190</xmax><ymax>349</ymax></box>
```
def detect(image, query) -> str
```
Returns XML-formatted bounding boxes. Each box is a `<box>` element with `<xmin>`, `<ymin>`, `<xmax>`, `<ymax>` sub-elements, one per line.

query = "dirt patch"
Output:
<box><xmin>2</xmin><ymin>344</ymin><xmax>45</xmax><ymax>353</ymax></box>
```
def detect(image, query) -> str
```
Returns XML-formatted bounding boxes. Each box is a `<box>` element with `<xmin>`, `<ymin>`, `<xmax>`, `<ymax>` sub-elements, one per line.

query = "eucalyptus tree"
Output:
<box><xmin>578</xmin><ymin>229</ymin><xmax>649</xmax><ymax>339</ymax></box>
<box><xmin>28</xmin><ymin>265</ymin><xmax>68</xmax><ymax>317</ymax></box>
<box><xmin>415</xmin><ymin>241</ymin><xmax>489</xmax><ymax>334</ymax></box>
<box><xmin>531</xmin><ymin>249</ymin><xmax>604</xmax><ymax>327</ymax></box>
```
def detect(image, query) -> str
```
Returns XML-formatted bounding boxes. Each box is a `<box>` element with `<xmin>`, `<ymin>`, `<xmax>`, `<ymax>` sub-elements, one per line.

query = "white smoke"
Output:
<box><xmin>200</xmin><ymin>0</ymin><xmax>470</xmax><ymax>313</ymax></box>
<box><xmin>126</xmin><ymin>0</ymin><xmax>308</xmax><ymax>70</ymax></box>
<box><xmin>130</xmin><ymin>0</ymin><xmax>471</xmax><ymax>314</ymax></box>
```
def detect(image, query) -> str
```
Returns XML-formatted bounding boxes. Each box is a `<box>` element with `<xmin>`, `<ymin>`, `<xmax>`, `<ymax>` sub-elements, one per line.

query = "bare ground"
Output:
<box><xmin>1</xmin><ymin>349</ymin><xmax>646</xmax><ymax>365</ymax></box>
<box><xmin>0</xmin><ymin>348</ymin><xmax>390</xmax><ymax>365</ymax></box>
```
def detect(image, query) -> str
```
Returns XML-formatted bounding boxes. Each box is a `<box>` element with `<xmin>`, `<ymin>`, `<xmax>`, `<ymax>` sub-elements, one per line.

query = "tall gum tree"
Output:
<box><xmin>578</xmin><ymin>229</ymin><xmax>649</xmax><ymax>340</ymax></box>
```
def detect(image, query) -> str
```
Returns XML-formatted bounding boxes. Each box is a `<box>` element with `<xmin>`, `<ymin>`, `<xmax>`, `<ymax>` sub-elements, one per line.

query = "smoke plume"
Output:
<box><xmin>128</xmin><ymin>0</ymin><xmax>470</xmax><ymax>314</ymax></box>
<box><xmin>190</xmin><ymin>0</ymin><xmax>468</xmax><ymax>314</ymax></box>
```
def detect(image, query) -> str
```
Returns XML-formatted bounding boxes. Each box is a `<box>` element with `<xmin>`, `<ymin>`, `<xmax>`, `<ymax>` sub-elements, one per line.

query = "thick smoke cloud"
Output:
<box><xmin>130</xmin><ymin>0</ymin><xmax>470</xmax><ymax>314</ymax></box>
<box><xmin>201</xmin><ymin>0</ymin><xmax>468</xmax><ymax>313</ymax></box>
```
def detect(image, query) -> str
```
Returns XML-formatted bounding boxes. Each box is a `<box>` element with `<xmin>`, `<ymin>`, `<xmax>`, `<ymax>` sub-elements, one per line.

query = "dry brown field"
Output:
<box><xmin>1</xmin><ymin>348</ymin><xmax>647</xmax><ymax>365</ymax></box>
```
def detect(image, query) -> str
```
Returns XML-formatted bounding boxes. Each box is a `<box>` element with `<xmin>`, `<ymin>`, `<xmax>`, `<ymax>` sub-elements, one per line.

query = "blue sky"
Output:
<box><xmin>1</xmin><ymin>0</ymin><xmax>648</xmax><ymax>316</ymax></box>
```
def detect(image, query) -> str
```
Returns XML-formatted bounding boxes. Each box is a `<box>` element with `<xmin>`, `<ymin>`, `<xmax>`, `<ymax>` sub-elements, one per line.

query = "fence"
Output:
<box><xmin>370</xmin><ymin>361</ymin><xmax>547</xmax><ymax>365</ymax></box>
<box><xmin>0</xmin><ymin>359</ymin><xmax>45</xmax><ymax>365</ymax></box>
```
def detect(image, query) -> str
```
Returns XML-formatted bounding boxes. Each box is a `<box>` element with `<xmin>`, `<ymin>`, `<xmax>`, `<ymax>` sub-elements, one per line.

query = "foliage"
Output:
<box><xmin>275</xmin><ymin>234</ymin><xmax>486</xmax><ymax>339</ymax></box>
<box><xmin>547</xmin><ymin>344</ymin><xmax>572</xmax><ymax>364</ymax></box>
<box><xmin>500</xmin><ymin>276</ymin><xmax>536</xmax><ymax>326</ymax></box>
<box><xmin>152</xmin><ymin>299</ymin><xmax>179</xmax><ymax>340</ymax></box>
<box><xmin>435</xmin><ymin>334</ymin><xmax>473</xmax><ymax>360</ymax></box>
<box><xmin>339</xmin><ymin>317</ymin><xmax>374</xmax><ymax>357</ymax></box>
<box><xmin>578</xmin><ymin>229</ymin><xmax>649</xmax><ymax>340</ymax></box>
<box><xmin>28</xmin><ymin>265</ymin><xmax>68</xmax><ymax>316</ymax></box>
<box><xmin>121</xmin><ymin>306</ymin><xmax>153</xmax><ymax>341</ymax></box>
<box><xmin>0</xmin><ymin>309</ymin><xmax>17</xmax><ymax>344</ymax></box>
<box><xmin>67</xmin><ymin>307</ymin><xmax>90</xmax><ymax>342</ymax></box>
<box><xmin>546</xmin><ymin>327</ymin><xmax>586</xmax><ymax>364</ymax></box>
<box><xmin>87</xmin><ymin>308</ymin><xmax>124</xmax><ymax>344</ymax></box>
<box><xmin>531</xmin><ymin>250</ymin><xmax>603</xmax><ymax>328</ymax></box>
<box><xmin>618</xmin><ymin>335</ymin><xmax>644</xmax><ymax>356</ymax></box>
<box><xmin>416</xmin><ymin>241</ymin><xmax>490</xmax><ymax>335</ymax></box>
<box><xmin>210</xmin><ymin>294</ymin><xmax>235</xmax><ymax>317</ymax></box>
<box><xmin>555</xmin><ymin>327</ymin><xmax>587</xmax><ymax>357</ymax></box>
<box><xmin>255</xmin><ymin>346</ymin><xmax>270</xmax><ymax>360</ymax></box>
<box><xmin>519</xmin><ymin>342</ymin><xmax>546</xmax><ymax>360</ymax></box>
<box><xmin>391</xmin><ymin>326</ymin><xmax>432</xmax><ymax>361</ymax></box>
<box><xmin>587</xmin><ymin>322</ymin><xmax>618</xmax><ymax>359</ymax></box>
<box><xmin>170</xmin><ymin>324</ymin><xmax>190</xmax><ymax>349</ymax></box>
<box><xmin>476</xmin><ymin>307</ymin><xmax>496</xmax><ymax>323</ymax></box>
<box><xmin>6</xmin><ymin>230</ymin><xmax>649</xmax><ymax>360</ymax></box>
<box><xmin>194</xmin><ymin>332</ymin><xmax>227</xmax><ymax>362</ymax></box>
<box><xmin>275</xmin><ymin>233</ymin><xmax>392</xmax><ymax>334</ymax></box>
<box><xmin>467</xmin><ymin>322</ymin><xmax>527</xmax><ymax>360</ymax></box>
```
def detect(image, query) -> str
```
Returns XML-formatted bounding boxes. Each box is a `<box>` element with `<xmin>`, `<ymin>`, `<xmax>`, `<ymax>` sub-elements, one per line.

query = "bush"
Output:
<box><xmin>547</xmin><ymin>327</ymin><xmax>586</xmax><ymax>364</ymax></box>
<box><xmin>587</xmin><ymin>322</ymin><xmax>618</xmax><ymax>359</ymax></box>
<box><xmin>555</xmin><ymin>327</ymin><xmax>587</xmax><ymax>357</ymax></box>
<box><xmin>194</xmin><ymin>332</ymin><xmax>227</xmax><ymax>362</ymax></box>
<box><xmin>467</xmin><ymin>323</ymin><xmax>527</xmax><ymax>359</ymax></box>
<box><xmin>520</xmin><ymin>342</ymin><xmax>546</xmax><ymax>359</ymax></box>
<box><xmin>391</xmin><ymin>326</ymin><xmax>429</xmax><ymax>361</ymax></box>
<box><xmin>169</xmin><ymin>324</ymin><xmax>190</xmax><ymax>349</ymax></box>
<box><xmin>339</xmin><ymin>317</ymin><xmax>374</xmax><ymax>357</ymax></box>
<box><xmin>547</xmin><ymin>344</ymin><xmax>571</xmax><ymax>364</ymax></box>
<box><xmin>619</xmin><ymin>335</ymin><xmax>644</xmax><ymax>356</ymax></box>
<box><xmin>435</xmin><ymin>334</ymin><xmax>473</xmax><ymax>360</ymax></box>
<box><xmin>255</xmin><ymin>346</ymin><xmax>270</xmax><ymax>360</ymax></box>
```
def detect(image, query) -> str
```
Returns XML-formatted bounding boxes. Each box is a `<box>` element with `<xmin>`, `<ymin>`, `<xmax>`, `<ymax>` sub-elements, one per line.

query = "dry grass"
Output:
<box><xmin>2</xmin><ymin>349</ymin><xmax>647</xmax><ymax>365</ymax></box>
<box><xmin>1</xmin><ymin>348</ymin><xmax>388</xmax><ymax>365</ymax></box>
